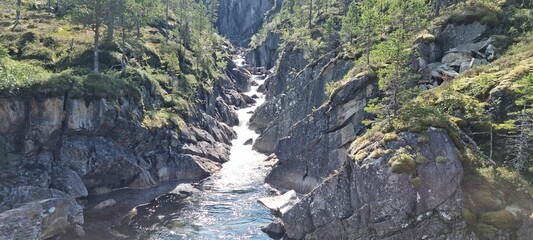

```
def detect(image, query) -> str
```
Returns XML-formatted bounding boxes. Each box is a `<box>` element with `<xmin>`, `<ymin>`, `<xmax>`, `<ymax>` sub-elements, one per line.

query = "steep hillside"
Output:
<box><xmin>249</xmin><ymin>0</ymin><xmax>533</xmax><ymax>239</ymax></box>
<box><xmin>0</xmin><ymin>1</ymin><xmax>256</xmax><ymax>238</ymax></box>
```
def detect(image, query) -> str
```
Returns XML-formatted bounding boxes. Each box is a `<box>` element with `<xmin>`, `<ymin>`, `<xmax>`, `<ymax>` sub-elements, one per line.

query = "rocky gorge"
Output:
<box><xmin>1</xmin><ymin>0</ymin><xmax>533</xmax><ymax>239</ymax></box>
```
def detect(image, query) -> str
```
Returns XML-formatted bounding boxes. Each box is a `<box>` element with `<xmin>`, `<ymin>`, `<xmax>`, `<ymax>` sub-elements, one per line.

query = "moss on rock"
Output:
<box><xmin>415</xmin><ymin>154</ymin><xmax>429</xmax><ymax>164</ymax></box>
<box><xmin>411</xmin><ymin>177</ymin><xmax>421</xmax><ymax>190</ymax></box>
<box><xmin>383</xmin><ymin>133</ymin><xmax>398</xmax><ymax>142</ymax></box>
<box><xmin>463</xmin><ymin>208</ymin><xmax>477</xmax><ymax>225</ymax></box>
<box><xmin>417</xmin><ymin>134</ymin><xmax>429</xmax><ymax>143</ymax></box>
<box><xmin>369</xmin><ymin>148</ymin><xmax>388</xmax><ymax>159</ymax></box>
<box><xmin>390</xmin><ymin>153</ymin><xmax>416</xmax><ymax>173</ymax></box>
<box><xmin>471</xmin><ymin>190</ymin><xmax>503</xmax><ymax>212</ymax></box>
<box><xmin>479</xmin><ymin>210</ymin><xmax>521</xmax><ymax>229</ymax></box>
<box><xmin>436</xmin><ymin>156</ymin><xmax>448</xmax><ymax>164</ymax></box>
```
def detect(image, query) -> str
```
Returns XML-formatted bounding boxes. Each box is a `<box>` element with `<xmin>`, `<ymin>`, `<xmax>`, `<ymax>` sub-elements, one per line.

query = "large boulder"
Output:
<box><xmin>0</xmin><ymin>186</ymin><xmax>84</xmax><ymax>239</ymax></box>
<box><xmin>280</xmin><ymin>129</ymin><xmax>473</xmax><ymax>239</ymax></box>
<box><xmin>438</xmin><ymin>21</ymin><xmax>488</xmax><ymax>53</ymax></box>
<box><xmin>0</xmin><ymin>202</ymin><xmax>43</xmax><ymax>240</ymax></box>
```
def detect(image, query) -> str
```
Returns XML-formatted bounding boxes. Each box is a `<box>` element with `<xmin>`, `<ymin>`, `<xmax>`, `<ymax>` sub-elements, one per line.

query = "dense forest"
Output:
<box><xmin>0</xmin><ymin>0</ymin><xmax>532</xmax><ymax>239</ymax></box>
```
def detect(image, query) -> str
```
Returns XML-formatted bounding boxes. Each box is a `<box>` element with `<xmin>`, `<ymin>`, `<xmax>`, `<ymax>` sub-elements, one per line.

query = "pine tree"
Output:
<box><xmin>340</xmin><ymin>1</ymin><xmax>358</xmax><ymax>47</ymax></box>
<box><xmin>368</xmin><ymin>29</ymin><xmax>412</xmax><ymax>120</ymax></box>
<box><xmin>323</xmin><ymin>17</ymin><xmax>337</xmax><ymax>48</ymax></box>
<box><xmin>357</xmin><ymin>0</ymin><xmax>380</xmax><ymax>67</ymax></box>
<box><xmin>66</xmin><ymin>0</ymin><xmax>116</xmax><ymax>73</ymax></box>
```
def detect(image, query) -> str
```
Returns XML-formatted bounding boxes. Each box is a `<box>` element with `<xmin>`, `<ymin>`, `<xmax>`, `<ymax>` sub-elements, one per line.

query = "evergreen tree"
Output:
<box><xmin>323</xmin><ymin>17</ymin><xmax>337</xmax><ymax>48</ymax></box>
<box><xmin>340</xmin><ymin>1</ymin><xmax>358</xmax><ymax>47</ymax></box>
<box><xmin>66</xmin><ymin>0</ymin><xmax>116</xmax><ymax>73</ymax></box>
<box><xmin>367</xmin><ymin>29</ymin><xmax>412</xmax><ymax>120</ymax></box>
<box><xmin>357</xmin><ymin>0</ymin><xmax>380</xmax><ymax>67</ymax></box>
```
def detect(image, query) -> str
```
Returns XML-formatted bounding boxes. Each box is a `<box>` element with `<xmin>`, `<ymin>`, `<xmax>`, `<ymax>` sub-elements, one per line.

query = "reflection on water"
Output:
<box><xmin>134</xmin><ymin>61</ymin><xmax>272</xmax><ymax>239</ymax></box>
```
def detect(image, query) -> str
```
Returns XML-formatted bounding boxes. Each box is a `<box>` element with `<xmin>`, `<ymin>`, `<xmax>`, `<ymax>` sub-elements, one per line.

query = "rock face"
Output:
<box><xmin>265</xmin><ymin>75</ymin><xmax>376</xmax><ymax>193</ymax></box>
<box><xmin>280</xmin><ymin>129</ymin><xmax>474</xmax><ymax>239</ymax></box>
<box><xmin>0</xmin><ymin>57</ymin><xmax>251</xmax><ymax>238</ymax></box>
<box><xmin>250</xmin><ymin>48</ymin><xmax>355</xmax><ymax>155</ymax></box>
<box><xmin>215</xmin><ymin>0</ymin><xmax>281</xmax><ymax>46</ymax></box>
<box><xmin>246</xmin><ymin>32</ymin><xmax>281</xmax><ymax>69</ymax></box>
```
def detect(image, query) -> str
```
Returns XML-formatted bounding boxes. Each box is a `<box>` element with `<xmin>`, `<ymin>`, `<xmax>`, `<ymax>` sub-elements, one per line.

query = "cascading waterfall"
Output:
<box><xmin>139</xmin><ymin>56</ymin><xmax>274</xmax><ymax>239</ymax></box>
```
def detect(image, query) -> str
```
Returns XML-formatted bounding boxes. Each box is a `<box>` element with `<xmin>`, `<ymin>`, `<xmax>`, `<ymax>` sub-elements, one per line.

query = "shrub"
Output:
<box><xmin>21</xmin><ymin>43</ymin><xmax>54</xmax><ymax>62</ymax></box>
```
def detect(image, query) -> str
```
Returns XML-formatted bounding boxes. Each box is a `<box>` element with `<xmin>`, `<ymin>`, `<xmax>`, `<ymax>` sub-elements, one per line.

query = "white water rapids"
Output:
<box><xmin>143</xmin><ymin>57</ymin><xmax>273</xmax><ymax>239</ymax></box>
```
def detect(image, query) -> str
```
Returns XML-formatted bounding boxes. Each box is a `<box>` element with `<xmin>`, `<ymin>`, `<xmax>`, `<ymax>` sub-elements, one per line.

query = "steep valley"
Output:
<box><xmin>1</xmin><ymin>0</ymin><xmax>533</xmax><ymax>240</ymax></box>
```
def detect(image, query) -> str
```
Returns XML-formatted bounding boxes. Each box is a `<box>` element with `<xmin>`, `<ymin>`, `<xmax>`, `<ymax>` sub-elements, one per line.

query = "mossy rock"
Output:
<box><xmin>411</xmin><ymin>177</ymin><xmax>421</xmax><ymax>190</ymax></box>
<box><xmin>417</xmin><ymin>134</ymin><xmax>429</xmax><ymax>143</ymax></box>
<box><xmin>415</xmin><ymin>154</ymin><xmax>429</xmax><ymax>164</ymax></box>
<box><xmin>479</xmin><ymin>210</ymin><xmax>521</xmax><ymax>229</ymax></box>
<box><xmin>463</xmin><ymin>208</ymin><xmax>477</xmax><ymax>225</ymax></box>
<box><xmin>390</xmin><ymin>153</ymin><xmax>416</xmax><ymax>173</ymax></box>
<box><xmin>475</xmin><ymin>223</ymin><xmax>499</xmax><ymax>239</ymax></box>
<box><xmin>449</xmin><ymin>116</ymin><xmax>467</xmax><ymax>128</ymax></box>
<box><xmin>415</xmin><ymin>31</ymin><xmax>436</xmax><ymax>44</ymax></box>
<box><xmin>369</xmin><ymin>148</ymin><xmax>388</xmax><ymax>159</ymax></box>
<box><xmin>383</xmin><ymin>133</ymin><xmax>398</xmax><ymax>142</ymax></box>
<box><xmin>471</xmin><ymin>191</ymin><xmax>503</xmax><ymax>212</ymax></box>
<box><xmin>353</xmin><ymin>151</ymin><xmax>368</xmax><ymax>162</ymax></box>
<box><xmin>436</xmin><ymin>156</ymin><xmax>448</xmax><ymax>164</ymax></box>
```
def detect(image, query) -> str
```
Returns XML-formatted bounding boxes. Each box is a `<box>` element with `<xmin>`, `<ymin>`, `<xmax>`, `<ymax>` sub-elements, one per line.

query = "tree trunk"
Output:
<box><xmin>166</xmin><ymin>0</ymin><xmax>170</xmax><ymax>42</ymax></box>
<box><xmin>94</xmin><ymin>23</ymin><xmax>100</xmax><ymax>74</ymax></box>
<box><xmin>106</xmin><ymin>10</ymin><xmax>115</xmax><ymax>45</ymax></box>
<box><xmin>13</xmin><ymin>0</ymin><xmax>22</xmax><ymax>28</ymax></box>
<box><xmin>309</xmin><ymin>0</ymin><xmax>313</xmax><ymax>27</ymax></box>
<box><xmin>121</xmin><ymin>17</ymin><xmax>127</xmax><ymax>73</ymax></box>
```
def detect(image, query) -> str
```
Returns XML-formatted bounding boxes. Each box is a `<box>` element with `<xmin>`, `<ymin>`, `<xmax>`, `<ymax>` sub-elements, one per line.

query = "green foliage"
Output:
<box><xmin>20</xmin><ymin>42</ymin><xmax>54</xmax><ymax>62</ymax></box>
<box><xmin>325</xmin><ymin>81</ymin><xmax>341</xmax><ymax>96</ymax></box>
<box><xmin>447</xmin><ymin>1</ymin><xmax>502</xmax><ymax>27</ymax></box>
<box><xmin>0</xmin><ymin>58</ymin><xmax>51</xmax><ymax>94</ymax></box>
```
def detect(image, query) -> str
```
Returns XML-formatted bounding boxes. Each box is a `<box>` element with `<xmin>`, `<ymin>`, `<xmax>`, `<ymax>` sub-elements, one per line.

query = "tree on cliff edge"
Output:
<box><xmin>66</xmin><ymin>0</ymin><xmax>115</xmax><ymax>73</ymax></box>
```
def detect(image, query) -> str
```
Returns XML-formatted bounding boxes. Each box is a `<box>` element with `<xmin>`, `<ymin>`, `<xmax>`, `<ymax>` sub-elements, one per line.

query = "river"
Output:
<box><xmin>133</xmin><ymin>58</ymin><xmax>273</xmax><ymax>240</ymax></box>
